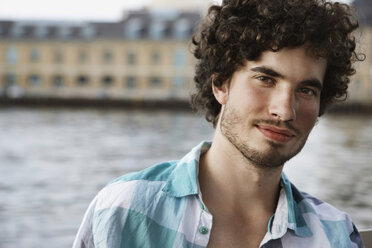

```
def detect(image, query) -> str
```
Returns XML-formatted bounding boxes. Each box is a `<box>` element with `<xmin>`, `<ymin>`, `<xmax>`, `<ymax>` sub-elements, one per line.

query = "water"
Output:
<box><xmin>0</xmin><ymin>108</ymin><xmax>371</xmax><ymax>248</ymax></box>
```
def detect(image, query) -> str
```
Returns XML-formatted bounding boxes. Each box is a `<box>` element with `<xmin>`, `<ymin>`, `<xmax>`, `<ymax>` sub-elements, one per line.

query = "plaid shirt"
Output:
<box><xmin>73</xmin><ymin>141</ymin><xmax>364</xmax><ymax>248</ymax></box>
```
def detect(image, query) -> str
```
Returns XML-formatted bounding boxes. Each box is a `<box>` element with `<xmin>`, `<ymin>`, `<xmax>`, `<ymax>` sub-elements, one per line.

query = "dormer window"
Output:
<box><xmin>124</xmin><ymin>18</ymin><xmax>143</xmax><ymax>39</ymax></box>
<box><xmin>173</xmin><ymin>19</ymin><xmax>190</xmax><ymax>40</ymax></box>
<box><xmin>81</xmin><ymin>25</ymin><xmax>96</xmax><ymax>39</ymax></box>
<box><xmin>34</xmin><ymin>26</ymin><xmax>48</xmax><ymax>38</ymax></box>
<box><xmin>58</xmin><ymin>26</ymin><xmax>71</xmax><ymax>38</ymax></box>
<box><xmin>149</xmin><ymin>21</ymin><xmax>166</xmax><ymax>40</ymax></box>
<box><xmin>11</xmin><ymin>25</ymin><xmax>24</xmax><ymax>38</ymax></box>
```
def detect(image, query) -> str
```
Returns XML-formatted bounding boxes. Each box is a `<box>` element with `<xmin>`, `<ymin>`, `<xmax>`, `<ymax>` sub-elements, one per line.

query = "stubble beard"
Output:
<box><xmin>220</xmin><ymin>105</ymin><xmax>308</xmax><ymax>168</ymax></box>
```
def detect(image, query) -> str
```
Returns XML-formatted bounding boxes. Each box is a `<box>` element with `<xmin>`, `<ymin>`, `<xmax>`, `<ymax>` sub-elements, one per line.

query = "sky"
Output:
<box><xmin>0</xmin><ymin>0</ymin><xmax>353</xmax><ymax>22</ymax></box>
<box><xmin>0</xmin><ymin>0</ymin><xmax>153</xmax><ymax>21</ymax></box>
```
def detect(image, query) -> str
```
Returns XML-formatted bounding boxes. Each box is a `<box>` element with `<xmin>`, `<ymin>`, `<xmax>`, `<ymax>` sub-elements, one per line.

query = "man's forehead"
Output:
<box><xmin>240</xmin><ymin>46</ymin><xmax>328</xmax><ymax>82</ymax></box>
<box><xmin>245</xmin><ymin>46</ymin><xmax>327</xmax><ymax>66</ymax></box>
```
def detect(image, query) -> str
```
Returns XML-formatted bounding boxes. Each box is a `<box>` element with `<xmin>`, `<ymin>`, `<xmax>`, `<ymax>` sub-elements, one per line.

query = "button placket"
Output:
<box><xmin>194</xmin><ymin>202</ymin><xmax>213</xmax><ymax>247</ymax></box>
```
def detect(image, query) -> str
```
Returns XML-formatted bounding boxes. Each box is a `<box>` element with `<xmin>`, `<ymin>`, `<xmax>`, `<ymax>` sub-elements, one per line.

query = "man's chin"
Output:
<box><xmin>239</xmin><ymin>148</ymin><xmax>285</xmax><ymax>168</ymax></box>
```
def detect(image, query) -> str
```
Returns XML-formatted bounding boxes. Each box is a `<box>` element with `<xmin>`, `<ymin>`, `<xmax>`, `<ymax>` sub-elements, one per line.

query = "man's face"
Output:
<box><xmin>217</xmin><ymin>46</ymin><xmax>327</xmax><ymax>168</ymax></box>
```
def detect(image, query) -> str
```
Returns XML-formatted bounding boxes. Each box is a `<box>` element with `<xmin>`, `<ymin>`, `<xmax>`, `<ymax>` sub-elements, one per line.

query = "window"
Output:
<box><xmin>173</xmin><ymin>49</ymin><xmax>186</xmax><ymax>67</ymax></box>
<box><xmin>54</xmin><ymin>50</ymin><xmax>63</xmax><ymax>63</ymax></box>
<box><xmin>77</xmin><ymin>75</ymin><xmax>89</xmax><ymax>86</ymax></box>
<box><xmin>124</xmin><ymin>18</ymin><xmax>143</xmax><ymax>39</ymax></box>
<box><xmin>58</xmin><ymin>26</ymin><xmax>71</xmax><ymax>38</ymax></box>
<box><xmin>30</xmin><ymin>47</ymin><xmax>41</xmax><ymax>62</ymax></box>
<box><xmin>149</xmin><ymin>77</ymin><xmax>162</xmax><ymax>87</ymax></box>
<box><xmin>102</xmin><ymin>76</ymin><xmax>114</xmax><ymax>86</ymax></box>
<box><xmin>127</xmin><ymin>52</ymin><xmax>136</xmax><ymax>65</ymax></box>
<box><xmin>173</xmin><ymin>19</ymin><xmax>190</xmax><ymax>40</ymax></box>
<box><xmin>4</xmin><ymin>73</ymin><xmax>16</xmax><ymax>86</ymax></box>
<box><xmin>126</xmin><ymin>76</ymin><xmax>137</xmax><ymax>88</ymax></box>
<box><xmin>172</xmin><ymin>76</ymin><xmax>186</xmax><ymax>89</ymax></box>
<box><xmin>11</xmin><ymin>25</ymin><xmax>24</xmax><ymax>38</ymax></box>
<box><xmin>81</xmin><ymin>26</ymin><xmax>96</xmax><ymax>39</ymax></box>
<box><xmin>3</xmin><ymin>74</ymin><xmax>23</xmax><ymax>98</ymax></box>
<box><xmin>151</xmin><ymin>52</ymin><xmax>160</xmax><ymax>64</ymax></box>
<box><xmin>149</xmin><ymin>21</ymin><xmax>166</xmax><ymax>40</ymax></box>
<box><xmin>53</xmin><ymin>75</ymin><xmax>64</xmax><ymax>87</ymax></box>
<box><xmin>79</xmin><ymin>50</ymin><xmax>88</xmax><ymax>63</ymax></box>
<box><xmin>34</xmin><ymin>26</ymin><xmax>48</xmax><ymax>38</ymax></box>
<box><xmin>6</xmin><ymin>46</ymin><xmax>17</xmax><ymax>65</ymax></box>
<box><xmin>103</xmin><ymin>50</ymin><xmax>113</xmax><ymax>63</ymax></box>
<box><xmin>29</xmin><ymin>74</ymin><xmax>41</xmax><ymax>86</ymax></box>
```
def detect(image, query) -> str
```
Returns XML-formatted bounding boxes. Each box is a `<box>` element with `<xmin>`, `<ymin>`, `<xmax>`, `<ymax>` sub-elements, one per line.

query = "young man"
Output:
<box><xmin>73</xmin><ymin>0</ymin><xmax>365</xmax><ymax>247</ymax></box>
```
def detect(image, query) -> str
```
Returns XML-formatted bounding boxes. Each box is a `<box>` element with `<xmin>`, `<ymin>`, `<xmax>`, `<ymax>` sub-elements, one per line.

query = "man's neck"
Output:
<box><xmin>198</xmin><ymin>132</ymin><xmax>283</xmax><ymax>218</ymax></box>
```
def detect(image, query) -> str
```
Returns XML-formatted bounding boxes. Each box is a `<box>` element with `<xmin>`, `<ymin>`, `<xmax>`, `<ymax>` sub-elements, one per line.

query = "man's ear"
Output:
<box><xmin>212</xmin><ymin>80</ymin><xmax>229</xmax><ymax>105</ymax></box>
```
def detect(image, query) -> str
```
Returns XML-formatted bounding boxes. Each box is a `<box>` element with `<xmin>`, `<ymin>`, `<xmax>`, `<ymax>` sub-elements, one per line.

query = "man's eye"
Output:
<box><xmin>300</xmin><ymin>87</ymin><xmax>317</xmax><ymax>96</ymax></box>
<box><xmin>256</xmin><ymin>76</ymin><xmax>274</xmax><ymax>84</ymax></box>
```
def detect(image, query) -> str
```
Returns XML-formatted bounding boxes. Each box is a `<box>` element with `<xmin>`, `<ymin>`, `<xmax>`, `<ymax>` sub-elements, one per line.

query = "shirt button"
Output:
<box><xmin>199</xmin><ymin>226</ymin><xmax>209</xmax><ymax>235</ymax></box>
<box><xmin>200</xmin><ymin>202</ymin><xmax>205</xmax><ymax>210</ymax></box>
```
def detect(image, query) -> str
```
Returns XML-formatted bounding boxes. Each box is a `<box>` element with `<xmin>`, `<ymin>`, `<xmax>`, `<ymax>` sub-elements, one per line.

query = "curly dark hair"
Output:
<box><xmin>191</xmin><ymin>0</ymin><xmax>365</xmax><ymax>127</ymax></box>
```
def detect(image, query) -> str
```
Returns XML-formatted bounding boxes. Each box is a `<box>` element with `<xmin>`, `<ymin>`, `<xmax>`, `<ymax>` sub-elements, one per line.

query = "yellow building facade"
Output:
<box><xmin>0</xmin><ymin>40</ymin><xmax>195</xmax><ymax>100</ymax></box>
<box><xmin>0</xmin><ymin>10</ymin><xmax>199</xmax><ymax>102</ymax></box>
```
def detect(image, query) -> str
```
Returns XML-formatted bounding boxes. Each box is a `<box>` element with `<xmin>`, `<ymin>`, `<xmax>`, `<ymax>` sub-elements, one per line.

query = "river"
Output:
<box><xmin>0</xmin><ymin>108</ymin><xmax>371</xmax><ymax>248</ymax></box>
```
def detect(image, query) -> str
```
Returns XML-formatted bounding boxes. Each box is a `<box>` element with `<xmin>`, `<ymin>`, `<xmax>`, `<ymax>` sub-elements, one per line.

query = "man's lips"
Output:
<box><xmin>256</xmin><ymin>125</ymin><xmax>296</xmax><ymax>143</ymax></box>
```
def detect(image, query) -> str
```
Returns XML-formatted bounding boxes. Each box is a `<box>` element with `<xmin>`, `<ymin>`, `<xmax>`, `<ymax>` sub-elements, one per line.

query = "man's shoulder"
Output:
<box><xmin>284</xmin><ymin>178</ymin><xmax>356</xmax><ymax>231</ymax></box>
<box><xmin>94</xmin><ymin>160</ymin><xmax>180</xmax><ymax>209</ymax></box>
<box><xmin>298</xmin><ymin>190</ymin><xmax>365</xmax><ymax>246</ymax></box>
<box><xmin>110</xmin><ymin>160</ymin><xmax>179</xmax><ymax>185</ymax></box>
<box><xmin>299</xmin><ymin>190</ymin><xmax>351</xmax><ymax>222</ymax></box>
<box><xmin>278</xmin><ymin>176</ymin><xmax>364</xmax><ymax>246</ymax></box>
<box><xmin>295</xmin><ymin>188</ymin><xmax>358</xmax><ymax>238</ymax></box>
<box><xmin>284</xmin><ymin>177</ymin><xmax>351</xmax><ymax>223</ymax></box>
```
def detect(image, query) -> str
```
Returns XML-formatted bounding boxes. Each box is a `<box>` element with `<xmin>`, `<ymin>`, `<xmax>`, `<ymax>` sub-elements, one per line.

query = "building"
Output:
<box><xmin>347</xmin><ymin>0</ymin><xmax>372</xmax><ymax>106</ymax></box>
<box><xmin>0</xmin><ymin>9</ymin><xmax>200</xmax><ymax>103</ymax></box>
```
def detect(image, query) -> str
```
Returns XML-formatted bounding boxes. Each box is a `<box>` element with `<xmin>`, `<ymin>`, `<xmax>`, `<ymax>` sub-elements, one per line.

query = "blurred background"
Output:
<box><xmin>0</xmin><ymin>0</ymin><xmax>371</xmax><ymax>247</ymax></box>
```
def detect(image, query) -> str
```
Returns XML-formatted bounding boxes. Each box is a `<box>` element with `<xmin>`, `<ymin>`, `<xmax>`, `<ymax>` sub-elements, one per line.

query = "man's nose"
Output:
<box><xmin>268</xmin><ymin>88</ymin><xmax>297</xmax><ymax>121</ymax></box>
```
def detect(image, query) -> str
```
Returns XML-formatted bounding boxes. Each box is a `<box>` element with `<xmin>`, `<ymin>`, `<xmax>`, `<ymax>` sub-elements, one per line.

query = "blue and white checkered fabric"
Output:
<box><xmin>73</xmin><ymin>141</ymin><xmax>364</xmax><ymax>248</ymax></box>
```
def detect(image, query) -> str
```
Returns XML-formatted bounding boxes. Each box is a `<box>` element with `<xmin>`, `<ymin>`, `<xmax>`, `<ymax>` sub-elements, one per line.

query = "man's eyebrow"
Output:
<box><xmin>250</xmin><ymin>66</ymin><xmax>323</xmax><ymax>91</ymax></box>
<box><xmin>300</xmin><ymin>79</ymin><xmax>323</xmax><ymax>91</ymax></box>
<box><xmin>250</xmin><ymin>66</ymin><xmax>284</xmax><ymax>78</ymax></box>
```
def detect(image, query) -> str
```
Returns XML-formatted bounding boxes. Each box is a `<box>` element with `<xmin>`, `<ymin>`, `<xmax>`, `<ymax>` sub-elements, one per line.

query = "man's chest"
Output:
<box><xmin>206</xmin><ymin>217</ymin><xmax>268</xmax><ymax>248</ymax></box>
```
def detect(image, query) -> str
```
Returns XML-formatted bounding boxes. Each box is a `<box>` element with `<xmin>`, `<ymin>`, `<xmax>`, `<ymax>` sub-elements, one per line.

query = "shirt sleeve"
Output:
<box><xmin>350</xmin><ymin>223</ymin><xmax>365</xmax><ymax>248</ymax></box>
<box><xmin>72</xmin><ymin>195</ymin><xmax>98</xmax><ymax>248</ymax></box>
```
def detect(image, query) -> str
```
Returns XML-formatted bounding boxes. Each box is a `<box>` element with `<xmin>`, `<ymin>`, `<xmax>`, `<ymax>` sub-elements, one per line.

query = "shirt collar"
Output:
<box><xmin>270</xmin><ymin>173</ymin><xmax>313</xmax><ymax>238</ymax></box>
<box><xmin>162</xmin><ymin>141</ymin><xmax>211</xmax><ymax>197</ymax></box>
<box><xmin>162</xmin><ymin>141</ymin><xmax>313</xmax><ymax>238</ymax></box>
